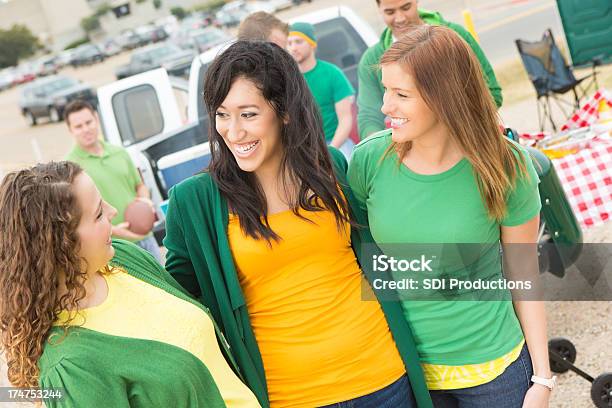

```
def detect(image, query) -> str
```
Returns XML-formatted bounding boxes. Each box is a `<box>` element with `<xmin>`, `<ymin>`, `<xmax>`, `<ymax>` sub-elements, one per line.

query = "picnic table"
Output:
<box><xmin>520</xmin><ymin>89</ymin><xmax>612</xmax><ymax>229</ymax></box>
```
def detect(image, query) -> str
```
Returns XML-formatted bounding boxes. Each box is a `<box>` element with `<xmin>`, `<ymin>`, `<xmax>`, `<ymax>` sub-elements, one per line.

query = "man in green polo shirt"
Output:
<box><xmin>64</xmin><ymin>100</ymin><xmax>161</xmax><ymax>262</ymax></box>
<box><xmin>287</xmin><ymin>22</ymin><xmax>356</xmax><ymax>159</ymax></box>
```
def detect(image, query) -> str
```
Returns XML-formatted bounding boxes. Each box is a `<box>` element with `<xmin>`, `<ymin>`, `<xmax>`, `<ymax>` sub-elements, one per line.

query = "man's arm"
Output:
<box><xmin>330</xmin><ymin>96</ymin><xmax>354</xmax><ymax>149</ymax></box>
<box><xmin>111</xmin><ymin>149</ymin><xmax>152</xmax><ymax>241</ymax></box>
<box><xmin>136</xmin><ymin>182</ymin><xmax>151</xmax><ymax>200</ymax></box>
<box><xmin>357</xmin><ymin>53</ymin><xmax>386</xmax><ymax>139</ymax></box>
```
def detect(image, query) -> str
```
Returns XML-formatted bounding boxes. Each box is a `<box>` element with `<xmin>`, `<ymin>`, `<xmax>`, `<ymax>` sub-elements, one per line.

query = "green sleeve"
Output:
<box><xmin>357</xmin><ymin>52</ymin><xmax>386</xmax><ymax>139</ymax></box>
<box><xmin>346</xmin><ymin>145</ymin><xmax>368</xmax><ymax>212</ymax></box>
<box><xmin>40</xmin><ymin>358</ymin><xmax>130</xmax><ymax>408</ymax></box>
<box><xmin>331</xmin><ymin>64</ymin><xmax>355</xmax><ymax>103</ymax></box>
<box><xmin>448</xmin><ymin>22</ymin><xmax>503</xmax><ymax>108</ymax></box>
<box><xmin>163</xmin><ymin>186</ymin><xmax>204</xmax><ymax>298</ymax></box>
<box><xmin>328</xmin><ymin>146</ymin><xmax>348</xmax><ymax>176</ymax></box>
<box><xmin>502</xmin><ymin>147</ymin><xmax>542</xmax><ymax>226</ymax></box>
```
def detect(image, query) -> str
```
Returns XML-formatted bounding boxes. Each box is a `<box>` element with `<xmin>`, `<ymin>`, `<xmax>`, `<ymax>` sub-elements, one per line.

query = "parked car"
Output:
<box><xmin>216</xmin><ymin>1</ymin><xmax>250</xmax><ymax>28</ymax></box>
<box><xmin>268</xmin><ymin>0</ymin><xmax>294</xmax><ymax>11</ymax></box>
<box><xmin>99</xmin><ymin>39</ymin><xmax>122</xmax><ymax>57</ymax></box>
<box><xmin>70</xmin><ymin>44</ymin><xmax>105</xmax><ymax>67</ymax></box>
<box><xmin>12</xmin><ymin>64</ymin><xmax>36</xmax><ymax>85</ymax></box>
<box><xmin>55</xmin><ymin>49</ymin><xmax>75</xmax><ymax>68</ymax></box>
<box><xmin>19</xmin><ymin>75</ymin><xmax>97</xmax><ymax>125</ymax></box>
<box><xmin>32</xmin><ymin>56</ymin><xmax>59</xmax><ymax>77</ymax></box>
<box><xmin>135</xmin><ymin>25</ymin><xmax>169</xmax><ymax>45</ymax></box>
<box><xmin>115</xmin><ymin>43</ymin><xmax>194</xmax><ymax>79</ymax></box>
<box><xmin>116</xmin><ymin>30</ymin><xmax>148</xmax><ymax>50</ymax></box>
<box><xmin>0</xmin><ymin>69</ymin><xmax>16</xmax><ymax>92</ymax></box>
<box><xmin>182</xmin><ymin>27</ymin><xmax>231</xmax><ymax>54</ymax></box>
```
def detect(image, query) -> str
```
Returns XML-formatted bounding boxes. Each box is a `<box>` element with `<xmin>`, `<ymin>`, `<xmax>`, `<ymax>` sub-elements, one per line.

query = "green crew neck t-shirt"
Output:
<box><xmin>66</xmin><ymin>140</ymin><xmax>141</xmax><ymax>226</ymax></box>
<box><xmin>347</xmin><ymin>130</ymin><xmax>542</xmax><ymax>365</ymax></box>
<box><xmin>303</xmin><ymin>59</ymin><xmax>355</xmax><ymax>142</ymax></box>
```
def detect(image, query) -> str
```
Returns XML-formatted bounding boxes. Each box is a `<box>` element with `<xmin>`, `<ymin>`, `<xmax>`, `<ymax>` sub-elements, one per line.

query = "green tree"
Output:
<box><xmin>153</xmin><ymin>0</ymin><xmax>162</xmax><ymax>9</ymax></box>
<box><xmin>192</xmin><ymin>0</ymin><xmax>225</xmax><ymax>13</ymax></box>
<box><xmin>64</xmin><ymin>37</ymin><xmax>89</xmax><ymax>50</ymax></box>
<box><xmin>80</xmin><ymin>15</ymin><xmax>101</xmax><ymax>33</ymax></box>
<box><xmin>170</xmin><ymin>6</ymin><xmax>187</xmax><ymax>20</ymax></box>
<box><xmin>0</xmin><ymin>24</ymin><xmax>41</xmax><ymax>68</ymax></box>
<box><xmin>94</xmin><ymin>3</ymin><xmax>112</xmax><ymax>17</ymax></box>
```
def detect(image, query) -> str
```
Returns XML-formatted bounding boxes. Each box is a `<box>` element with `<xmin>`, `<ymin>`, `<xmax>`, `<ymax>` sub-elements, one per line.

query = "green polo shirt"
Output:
<box><xmin>66</xmin><ymin>140</ymin><xmax>141</xmax><ymax>226</ymax></box>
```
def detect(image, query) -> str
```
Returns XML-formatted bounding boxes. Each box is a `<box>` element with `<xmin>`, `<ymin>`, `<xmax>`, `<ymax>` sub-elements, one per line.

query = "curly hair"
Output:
<box><xmin>0</xmin><ymin>161</ymin><xmax>87</xmax><ymax>388</ymax></box>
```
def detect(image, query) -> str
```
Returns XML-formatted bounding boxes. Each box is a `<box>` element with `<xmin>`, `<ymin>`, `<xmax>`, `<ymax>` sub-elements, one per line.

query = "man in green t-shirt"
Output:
<box><xmin>288</xmin><ymin>22</ymin><xmax>356</xmax><ymax>158</ymax></box>
<box><xmin>63</xmin><ymin>100</ymin><xmax>161</xmax><ymax>262</ymax></box>
<box><xmin>357</xmin><ymin>0</ymin><xmax>503</xmax><ymax>139</ymax></box>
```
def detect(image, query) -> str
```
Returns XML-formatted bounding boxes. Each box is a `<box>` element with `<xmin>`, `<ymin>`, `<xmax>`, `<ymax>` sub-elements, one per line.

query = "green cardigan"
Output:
<box><xmin>357</xmin><ymin>9</ymin><xmax>503</xmax><ymax>139</ymax></box>
<box><xmin>163</xmin><ymin>148</ymin><xmax>433</xmax><ymax>408</ymax></box>
<box><xmin>38</xmin><ymin>240</ymin><xmax>231</xmax><ymax>408</ymax></box>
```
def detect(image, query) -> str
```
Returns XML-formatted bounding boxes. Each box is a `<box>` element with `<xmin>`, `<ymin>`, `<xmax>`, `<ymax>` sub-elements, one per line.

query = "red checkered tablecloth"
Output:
<box><xmin>561</xmin><ymin>89</ymin><xmax>612</xmax><ymax>131</ymax></box>
<box><xmin>551</xmin><ymin>141</ymin><xmax>612</xmax><ymax>228</ymax></box>
<box><xmin>519</xmin><ymin>88</ymin><xmax>612</xmax><ymax>229</ymax></box>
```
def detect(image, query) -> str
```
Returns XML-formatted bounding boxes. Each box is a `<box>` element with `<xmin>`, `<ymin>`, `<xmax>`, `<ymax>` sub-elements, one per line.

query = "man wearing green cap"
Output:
<box><xmin>357</xmin><ymin>0</ymin><xmax>502</xmax><ymax>139</ymax></box>
<box><xmin>288</xmin><ymin>22</ymin><xmax>356</xmax><ymax>158</ymax></box>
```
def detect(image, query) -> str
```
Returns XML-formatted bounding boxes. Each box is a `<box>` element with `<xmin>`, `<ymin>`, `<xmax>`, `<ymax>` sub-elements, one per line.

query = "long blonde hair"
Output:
<box><xmin>380</xmin><ymin>25</ymin><xmax>528</xmax><ymax>221</ymax></box>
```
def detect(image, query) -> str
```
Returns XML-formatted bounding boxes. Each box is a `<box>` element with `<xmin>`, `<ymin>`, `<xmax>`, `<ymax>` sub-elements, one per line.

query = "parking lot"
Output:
<box><xmin>0</xmin><ymin>51</ymin><xmax>132</xmax><ymax>177</ymax></box>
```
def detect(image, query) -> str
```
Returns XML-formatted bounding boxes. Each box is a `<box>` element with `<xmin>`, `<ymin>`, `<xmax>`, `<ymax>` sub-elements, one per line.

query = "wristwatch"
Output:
<box><xmin>531</xmin><ymin>375</ymin><xmax>557</xmax><ymax>390</ymax></box>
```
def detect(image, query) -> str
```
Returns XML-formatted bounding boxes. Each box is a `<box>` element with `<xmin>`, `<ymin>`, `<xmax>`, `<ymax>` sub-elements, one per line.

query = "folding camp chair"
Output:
<box><xmin>515</xmin><ymin>29</ymin><xmax>599</xmax><ymax>132</ymax></box>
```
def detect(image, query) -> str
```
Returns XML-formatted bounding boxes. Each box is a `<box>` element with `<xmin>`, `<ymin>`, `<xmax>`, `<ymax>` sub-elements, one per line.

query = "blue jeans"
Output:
<box><xmin>136</xmin><ymin>235</ymin><xmax>162</xmax><ymax>264</ymax></box>
<box><xmin>320</xmin><ymin>375</ymin><xmax>416</xmax><ymax>408</ymax></box>
<box><xmin>430</xmin><ymin>344</ymin><xmax>534</xmax><ymax>408</ymax></box>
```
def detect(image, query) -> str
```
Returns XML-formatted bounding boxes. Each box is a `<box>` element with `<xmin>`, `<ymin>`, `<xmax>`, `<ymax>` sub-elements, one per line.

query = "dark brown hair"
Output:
<box><xmin>380</xmin><ymin>25</ymin><xmax>527</xmax><ymax>220</ymax></box>
<box><xmin>0</xmin><ymin>161</ymin><xmax>87</xmax><ymax>387</ymax></box>
<box><xmin>64</xmin><ymin>99</ymin><xmax>96</xmax><ymax>127</ymax></box>
<box><xmin>237</xmin><ymin>11</ymin><xmax>289</xmax><ymax>42</ymax></box>
<box><xmin>203</xmin><ymin>41</ymin><xmax>350</xmax><ymax>242</ymax></box>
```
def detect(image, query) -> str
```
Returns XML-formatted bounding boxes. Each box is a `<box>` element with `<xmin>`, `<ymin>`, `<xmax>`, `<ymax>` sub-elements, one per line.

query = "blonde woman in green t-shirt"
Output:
<box><xmin>348</xmin><ymin>25</ymin><xmax>553</xmax><ymax>408</ymax></box>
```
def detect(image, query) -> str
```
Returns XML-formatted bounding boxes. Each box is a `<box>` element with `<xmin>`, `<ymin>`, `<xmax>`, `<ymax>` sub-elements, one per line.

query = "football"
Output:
<box><xmin>123</xmin><ymin>199</ymin><xmax>156</xmax><ymax>235</ymax></box>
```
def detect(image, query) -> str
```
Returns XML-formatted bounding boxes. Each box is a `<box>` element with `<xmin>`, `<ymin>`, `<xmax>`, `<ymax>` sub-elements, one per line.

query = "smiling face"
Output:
<box><xmin>381</xmin><ymin>62</ymin><xmax>444</xmax><ymax>143</ymax></box>
<box><xmin>67</xmin><ymin>108</ymin><xmax>101</xmax><ymax>151</ymax></box>
<box><xmin>377</xmin><ymin>0</ymin><xmax>420</xmax><ymax>38</ymax></box>
<box><xmin>73</xmin><ymin>172</ymin><xmax>117</xmax><ymax>274</ymax></box>
<box><xmin>215</xmin><ymin>77</ymin><xmax>284</xmax><ymax>179</ymax></box>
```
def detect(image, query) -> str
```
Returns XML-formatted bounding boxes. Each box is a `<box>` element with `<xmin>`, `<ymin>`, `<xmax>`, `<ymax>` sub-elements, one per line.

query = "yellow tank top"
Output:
<box><xmin>228</xmin><ymin>209</ymin><xmax>406</xmax><ymax>407</ymax></box>
<box><xmin>423</xmin><ymin>340</ymin><xmax>525</xmax><ymax>389</ymax></box>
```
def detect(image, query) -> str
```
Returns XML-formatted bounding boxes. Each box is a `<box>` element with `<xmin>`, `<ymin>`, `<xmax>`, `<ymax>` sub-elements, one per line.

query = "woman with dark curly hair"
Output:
<box><xmin>0</xmin><ymin>161</ymin><xmax>260</xmax><ymax>407</ymax></box>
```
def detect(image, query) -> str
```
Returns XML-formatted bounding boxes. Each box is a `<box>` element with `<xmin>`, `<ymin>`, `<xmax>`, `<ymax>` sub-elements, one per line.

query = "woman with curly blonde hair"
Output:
<box><xmin>0</xmin><ymin>161</ymin><xmax>260</xmax><ymax>407</ymax></box>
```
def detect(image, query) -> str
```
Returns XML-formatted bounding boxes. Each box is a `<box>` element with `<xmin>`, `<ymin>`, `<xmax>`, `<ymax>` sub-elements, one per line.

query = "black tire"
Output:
<box><xmin>49</xmin><ymin>106</ymin><xmax>61</xmax><ymax>122</ymax></box>
<box><xmin>24</xmin><ymin>110</ymin><xmax>37</xmax><ymax>126</ymax></box>
<box><xmin>591</xmin><ymin>373</ymin><xmax>612</xmax><ymax>408</ymax></box>
<box><xmin>548</xmin><ymin>337</ymin><xmax>577</xmax><ymax>374</ymax></box>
